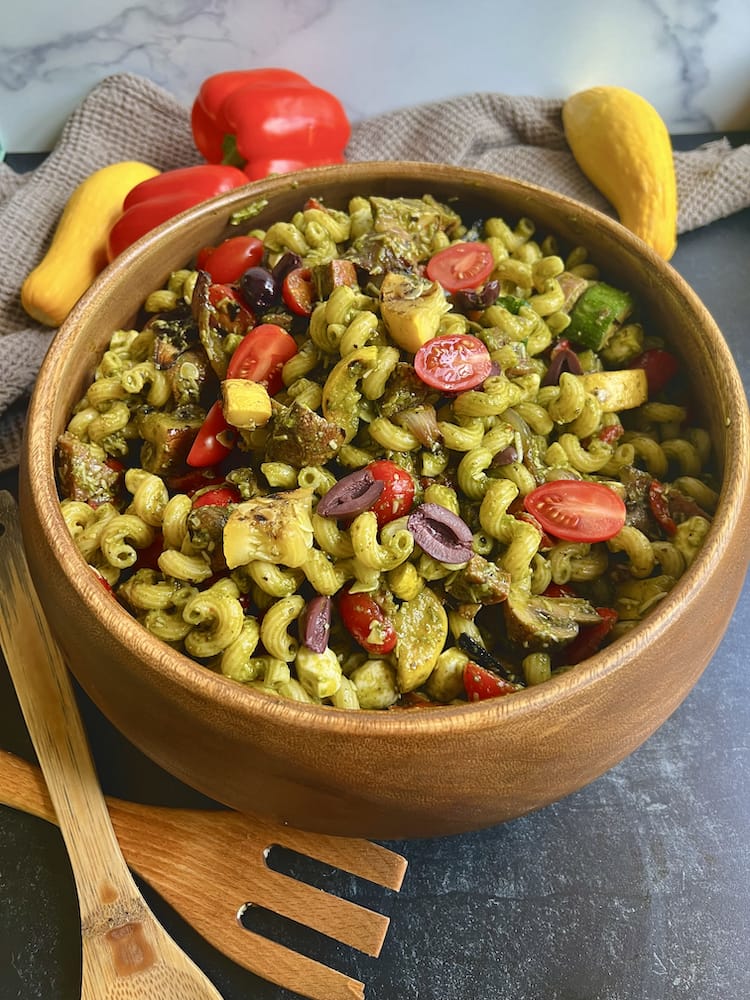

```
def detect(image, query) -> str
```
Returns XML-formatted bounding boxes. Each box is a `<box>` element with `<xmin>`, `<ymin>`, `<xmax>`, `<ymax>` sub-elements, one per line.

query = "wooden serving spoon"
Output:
<box><xmin>0</xmin><ymin>491</ymin><xmax>225</xmax><ymax>999</ymax></box>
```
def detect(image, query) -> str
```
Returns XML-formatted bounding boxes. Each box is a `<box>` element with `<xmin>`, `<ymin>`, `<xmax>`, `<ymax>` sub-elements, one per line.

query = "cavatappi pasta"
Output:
<box><xmin>56</xmin><ymin>193</ymin><xmax>718</xmax><ymax>709</ymax></box>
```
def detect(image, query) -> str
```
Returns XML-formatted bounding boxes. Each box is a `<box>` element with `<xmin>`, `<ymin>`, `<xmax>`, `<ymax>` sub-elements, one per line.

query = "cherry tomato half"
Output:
<box><xmin>338</xmin><ymin>587</ymin><xmax>397</xmax><ymax>655</ymax></box>
<box><xmin>523</xmin><ymin>480</ymin><xmax>626</xmax><ymax>543</ymax></box>
<box><xmin>629</xmin><ymin>348</ymin><xmax>680</xmax><ymax>394</ymax></box>
<box><xmin>225</xmin><ymin>323</ymin><xmax>298</xmax><ymax>396</ymax></box>
<box><xmin>282</xmin><ymin>267</ymin><xmax>315</xmax><ymax>316</ymax></box>
<box><xmin>197</xmin><ymin>235</ymin><xmax>264</xmax><ymax>283</ymax></box>
<box><xmin>209</xmin><ymin>283</ymin><xmax>255</xmax><ymax>336</ymax></box>
<box><xmin>186</xmin><ymin>401</ymin><xmax>236</xmax><ymax>468</ymax></box>
<box><xmin>463</xmin><ymin>662</ymin><xmax>517</xmax><ymax>701</ymax></box>
<box><xmin>426</xmin><ymin>242</ymin><xmax>495</xmax><ymax>293</ymax></box>
<box><xmin>192</xmin><ymin>485</ymin><xmax>241</xmax><ymax>508</ymax></box>
<box><xmin>367</xmin><ymin>459</ymin><xmax>416</xmax><ymax>527</ymax></box>
<box><xmin>414</xmin><ymin>334</ymin><xmax>493</xmax><ymax>393</ymax></box>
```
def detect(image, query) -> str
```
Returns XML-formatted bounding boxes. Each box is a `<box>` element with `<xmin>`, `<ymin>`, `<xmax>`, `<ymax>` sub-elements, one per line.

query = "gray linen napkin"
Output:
<box><xmin>1</xmin><ymin>72</ymin><xmax>749</xmax><ymax>471</ymax></box>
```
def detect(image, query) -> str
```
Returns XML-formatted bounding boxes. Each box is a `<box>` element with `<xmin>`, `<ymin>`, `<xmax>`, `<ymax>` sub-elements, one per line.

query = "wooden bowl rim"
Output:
<box><xmin>23</xmin><ymin>160</ymin><xmax>750</xmax><ymax>741</ymax></box>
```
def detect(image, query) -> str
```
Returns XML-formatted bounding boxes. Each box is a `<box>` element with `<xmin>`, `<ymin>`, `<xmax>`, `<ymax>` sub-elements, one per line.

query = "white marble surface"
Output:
<box><xmin>1</xmin><ymin>0</ymin><xmax>749</xmax><ymax>153</ymax></box>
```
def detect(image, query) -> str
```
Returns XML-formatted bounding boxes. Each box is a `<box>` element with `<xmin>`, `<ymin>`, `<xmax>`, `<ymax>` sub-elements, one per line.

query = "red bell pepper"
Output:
<box><xmin>107</xmin><ymin>164</ymin><xmax>248</xmax><ymax>261</ymax></box>
<box><xmin>190</xmin><ymin>68</ymin><xmax>350</xmax><ymax>181</ymax></box>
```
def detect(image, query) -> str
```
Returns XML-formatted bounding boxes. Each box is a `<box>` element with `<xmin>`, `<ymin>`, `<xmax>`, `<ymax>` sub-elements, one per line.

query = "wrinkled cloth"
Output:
<box><xmin>1</xmin><ymin>72</ymin><xmax>749</xmax><ymax>471</ymax></box>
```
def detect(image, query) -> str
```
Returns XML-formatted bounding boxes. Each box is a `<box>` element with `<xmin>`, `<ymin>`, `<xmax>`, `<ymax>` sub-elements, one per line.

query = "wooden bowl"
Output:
<box><xmin>19</xmin><ymin>162</ymin><xmax>750</xmax><ymax>838</ymax></box>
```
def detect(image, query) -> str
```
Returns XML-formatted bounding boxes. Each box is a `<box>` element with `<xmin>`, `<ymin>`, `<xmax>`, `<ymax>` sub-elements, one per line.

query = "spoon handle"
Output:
<box><xmin>0</xmin><ymin>491</ymin><xmax>140</xmax><ymax>918</ymax></box>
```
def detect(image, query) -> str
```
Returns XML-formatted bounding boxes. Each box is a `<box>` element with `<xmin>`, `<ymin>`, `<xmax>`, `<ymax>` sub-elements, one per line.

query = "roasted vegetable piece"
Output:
<box><xmin>56</xmin><ymin>433</ymin><xmax>123</xmax><ymax>507</ymax></box>
<box><xmin>579</xmin><ymin>369</ymin><xmax>648</xmax><ymax>410</ymax></box>
<box><xmin>380</xmin><ymin>273</ymin><xmax>450</xmax><ymax>352</ymax></box>
<box><xmin>223</xmin><ymin>488</ymin><xmax>314</xmax><ymax>568</ymax></box>
<box><xmin>444</xmin><ymin>554</ymin><xmax>511</xmax><ymax>606</ymax></box>
<box><xmin>312</xmin><ymin>259</ymin><xmax>358</xmax><ymax>300</ymax></box>
<box><xmin>221</xmin><ymin>379</ymin><xmax>272</xmax><ymax>430</ymax></box>
<box><xmin>503</xmin><ymin>589</ymin><xmax>601</xmax><ymax>650</ymax></box>
<box><xmin>187</xmin><ymin>503</ymin><xmax>234</xmax><ymax>571</ymax></box>
<box><xmin>266</xmin><ymin>401</ymin><xmax>346</xmax><ymax>468</ymax></box>
<box><xmin>394</xmin><ymin>586</ymin><xmax>448</xmax><ymax>692</ymax></box>
<box><xmin>137</xmin><ymin>407</ymin><xmax>205</xmax><ymax>476</ymax></box>
<box><xmin>566</xmin><ymin>281</ymin><xmax>634</xmax><ymax>350</ymax></box>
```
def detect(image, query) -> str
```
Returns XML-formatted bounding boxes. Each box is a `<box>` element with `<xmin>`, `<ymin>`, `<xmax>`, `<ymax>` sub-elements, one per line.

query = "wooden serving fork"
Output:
<box><xmin>0</xmin><ymin>492</ymin><xmax>406</xmax><ymax>1000</ymax></box>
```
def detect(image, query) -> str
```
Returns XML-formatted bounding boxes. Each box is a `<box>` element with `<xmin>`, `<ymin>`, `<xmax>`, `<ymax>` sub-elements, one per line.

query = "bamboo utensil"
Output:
<box><xmin>0</xmin><ymin>490</ymin><xmax>406</xmax><ymax>999</ymax></box>
<box><xmin>0</xmin><ymin>749</ymin><xmax>406</xmax><ymax>1000</ymax></box>
<box><xmin>0</xmin><ymin>491</ymin><xmax>226</xmax><ymax>999</ymax></box>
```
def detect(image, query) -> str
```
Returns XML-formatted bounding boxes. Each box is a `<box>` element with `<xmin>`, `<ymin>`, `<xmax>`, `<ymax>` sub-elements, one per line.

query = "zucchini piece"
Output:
<box><xmin>567</xmin><ymin>281</ymin><xmax>634</xmax><ymax>350</ymax></box>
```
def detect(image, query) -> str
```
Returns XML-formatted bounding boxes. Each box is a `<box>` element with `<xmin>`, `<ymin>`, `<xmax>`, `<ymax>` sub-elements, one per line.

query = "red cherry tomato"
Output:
<box><xmin>629</xmin><ymin>348</ymin><xmax>680</xmax><ymax>394</ymax></box>
<box><xmin>338</xmin><ymin>587</ymin><xmax>397</xmax><ymax>655</ymax></box>
<box><xmin>563</xmin><ymin>607</ymin><xmax>618</xmax><ymax>665</ymax></box>
<box><xmin>197</xmin><ymin>235</ymin><xmax>264</xmax><ymax>283</ymax></box>
<box><xmin>192</xmin><ymin>485</ymin><xmax>241</xmax><ymax>508</ymax></box>
<box><xmin>166</xmin><ymin>467</ymin><xmax>224</xmax><ymax>495</ymax></box>
<box><xmin>282</xmin><ymin>267</ymin><xmax>314</xmax><ymax>316</ymax></box>
<box><xmin>463</xmin><ymin>662</ymin><xmax>517</xmax><ymax>701</ymax></box>
<box><xmin>426</xmin><ymin>242</ymin><xmax>495</xmax><ymax>293</ymax></box>
<box><xmin>367</xmin><ymin>460</ymin><xmax>416</xmax><ymax>527</ymax></box>
<box><xmin>414</xmin><ymin>334</ymin><xmax>493</xmax><ymax>393</ymax></box>
<box><xmin>186</xmin><ymin>401</ymin><xmax>236</xmax><ymax>468</ymax></box>
<box><xmin>225</xmin><ymin>323</ymin><xmax>298</xmax><ymax>396</ymax></box>
<box><xmin>523</xmin><ymin>480</ymin><xmax>626</xmax><ymax>543</ymax></box>
<box><xmin>597</xmin><ymin>423</ymin><xmax>624</xmax><ymax>445</ymax></box>
<box><xmin>208</xmin><ymin>283</ymin><xmax>255</xmax><ymax>335</ymax></box>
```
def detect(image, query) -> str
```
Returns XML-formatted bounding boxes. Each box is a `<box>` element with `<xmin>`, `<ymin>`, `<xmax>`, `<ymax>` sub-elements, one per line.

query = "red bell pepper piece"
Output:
<box><xmin>564</xmin><ymin>607</ymin><xmax>618</xmax><ymax>665</ymax></box>
<box><xmin>190</xmin><ymin>68</ymin><xmax>350</xmax><ymax>181</ymax></box>
<box><xmin>107</xmin><ymin>164</ymin><xmax>248</xmax><ymax>261</ymax></box>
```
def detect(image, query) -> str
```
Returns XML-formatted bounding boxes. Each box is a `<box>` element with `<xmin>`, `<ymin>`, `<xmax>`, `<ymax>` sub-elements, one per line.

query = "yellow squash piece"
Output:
<box><xmin>580</xmin><ymin>368</ymin><xmax>649</xmax><ymax>410</ymax></box>
<box><xmin>221</xmin><ymin>379</ymin><xmax>272</xmax><ymax>429</ymax></box>
<box><xmin>562</xmin><ymin>86</ymin><xmax>678</xmax><ymax>260</ymax></box>
<box><xmin>21</xmin><ymin>160</ymin><xmax>160</xmax><ymax>327</ymax></box>
<box><xmin>380</xmin><ymin>272</ymin><xmax>450</xmax><ymax>352</ymax></box>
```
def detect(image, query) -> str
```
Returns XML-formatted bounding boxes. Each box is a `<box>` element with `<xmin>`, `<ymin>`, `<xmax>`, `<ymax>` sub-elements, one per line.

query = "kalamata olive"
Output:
<box><xmin>239</xmin><ymin>266</ymin><xmax>279</xmax><ymax>313</ymax></box>
<box><xmin>451</xmin><ymin>278</ymin><xmax>500</xmax><ymax>314</ymax></box>
<box><xmin>408</xmin><ymin>502</ymin><xmax>474</xmax><ymax>564</ymax></box>
<box><xmin>491</xmin><ymin>444</ymin><xmax>519</xmax><ymax>467</ymax></box>
<box><xmin>300</xmin><ymin>595</ymin><xmax>332</xmax><ymax>654</ymax></box>
<box><xmin>271</xmin><ymin>252</ymin><xmax>303</xmax><ymax>284</ymax></box>
<box><xmin>541</xmin><ymin>346</ymin><xmax>583</xmax><ymax>386</ymax></box>
<box><xmin>316</xmin><ymin>469</ymin><xmax>385</xmax><ymax>519</ymax></box>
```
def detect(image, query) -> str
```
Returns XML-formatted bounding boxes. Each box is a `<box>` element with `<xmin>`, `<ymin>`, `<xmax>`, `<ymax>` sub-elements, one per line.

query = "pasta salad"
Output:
<box><xmin>56</xmin><ymin>193</ymin><xmax>717</xmax><ymax>709</ymax></box>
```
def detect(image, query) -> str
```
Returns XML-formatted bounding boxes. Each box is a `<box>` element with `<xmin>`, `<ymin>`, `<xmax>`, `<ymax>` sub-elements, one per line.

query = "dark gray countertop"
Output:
<box><xmin>1</xmin><ymin>138</ymin><xmax>748</xmax><ymax>1000</ymax></box>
